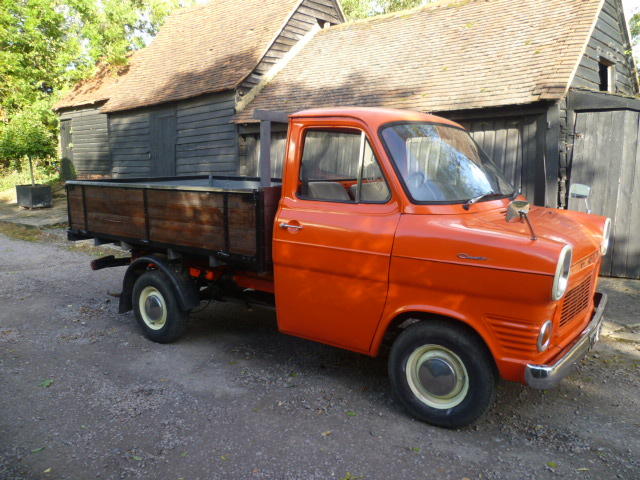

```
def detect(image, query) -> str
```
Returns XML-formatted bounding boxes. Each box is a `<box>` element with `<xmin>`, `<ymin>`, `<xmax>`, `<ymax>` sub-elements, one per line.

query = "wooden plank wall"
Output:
<box><xmin>69</xmin><ymin>185</ymin><xmax>260</xmax><ymax>258</ymax></box>
<box><xmin>59</xmin><ymin>106</ymin><xmax>111</xmax><ymax>178</ymax></box>
<box><xmin>239</xmin><ymin>131</ymin><xmax>288</xmax><ymax>177</ymax></box>
<box><xmin>109</xmin><ymin>111</ymin><xmax>151</xmax><ymax>178</ymax></box>
<box><xmin>571</xmin><ymin>0</ymin><xmax>638</xmax><ymax>95</ymax></box>
<box><xmin>175</xmin><ymin>91</ymin><xmax>238</xmax><ymax>176</ymax></box>
<box><xmin>460</xmin><ymin>115</ymin><xmax>544</xmax><ymax>205</ymax></box>
<box><xmin>568</xmin><ymin>110</ymin><xmax>640</xmax><ymax>279</ymax></box>
<box><xmin>238</xmin><ymin>0</ymin><xmax>343</xmax><ymax>95</ymax></box>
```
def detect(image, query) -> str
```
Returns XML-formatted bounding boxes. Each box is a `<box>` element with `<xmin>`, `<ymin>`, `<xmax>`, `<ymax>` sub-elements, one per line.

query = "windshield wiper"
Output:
<box><xmin>463</xmin><ymin>192</ymin><xmax>506</xmax><ymax>210</ymax></box>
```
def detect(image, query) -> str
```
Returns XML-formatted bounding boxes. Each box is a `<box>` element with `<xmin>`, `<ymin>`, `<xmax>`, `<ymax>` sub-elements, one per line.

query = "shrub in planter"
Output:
<box><xmin>0</xmin><ymin>105</ymin><xmax>56</xmax><ymax>208</ymax></box>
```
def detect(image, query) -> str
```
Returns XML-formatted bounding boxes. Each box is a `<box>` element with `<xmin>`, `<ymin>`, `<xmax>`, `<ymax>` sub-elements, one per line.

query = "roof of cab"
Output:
<box><xmin>290</xmin><ymin>107</ymin><xmax>463</xmax><ymax>128</ymax></box>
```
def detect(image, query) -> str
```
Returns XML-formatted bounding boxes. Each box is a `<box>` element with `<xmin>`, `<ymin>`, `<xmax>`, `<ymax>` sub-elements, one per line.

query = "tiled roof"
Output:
<box><xmin>236</xmin><ymin>0</ymin><xmax>602</xmax><ymax>122</ymax></box>
<box><xmin>54</xmin><ymin>62</ymin><xmax>131</xmax><ymax>111</ymax></box>
<box><xmin>101</xmin><ymin>0</ymin><xmax>302</xmax><ymax>112</ymax></box>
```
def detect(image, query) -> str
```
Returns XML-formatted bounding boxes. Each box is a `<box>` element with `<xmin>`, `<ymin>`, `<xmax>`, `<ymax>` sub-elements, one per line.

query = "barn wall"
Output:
<box><xmin>447</xmin><ymin>107</ymin><xmax>553</xmax><ymax>208</ymax></box>
<box><xmin>108</xmin><ymin>111</ymin><xmax>151</xmax><ymax>178</ymax></box>
<box><xmin>572</xmin><ymin>0</ymin><xmax>638</xmax><ymax>95</ymax></box>
<box><xmin>59</xmin><ymin>105</ymin><xmax>111</xmax><ymax>178</ymax></box>
<box><xmin>238</xmin><ymin>0</ymin><xmax>343</xmax><ymax>95</ymax></box>
<box><xmin>175</xmin><ymin>91</ymin><xmax>238</xmax><ymax>175</ymax></box>
<box><xmin>238</xmin><ymin>127</ymin><xmax>288</xmax><ymax>177</ymax></box>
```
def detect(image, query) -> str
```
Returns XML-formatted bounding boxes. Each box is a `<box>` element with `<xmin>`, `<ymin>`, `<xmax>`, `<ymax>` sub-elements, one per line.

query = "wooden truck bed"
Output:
<box><xmin>66</xmin><ymin>175</ymin><xmax>281</xmax><ymax>272</ymax></box>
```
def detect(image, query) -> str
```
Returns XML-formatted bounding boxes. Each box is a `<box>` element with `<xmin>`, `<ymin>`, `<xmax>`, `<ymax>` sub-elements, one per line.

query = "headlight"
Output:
<box><xmin>601</xmin><ymin>218</ymin><xmax>611</xmax><ymax>255</ymax></box>
<box><xmin>552</xmin><ymin>245</ymin><xmax>572</xmax><ymax>301</ymax></box>
<box><xmin>537</xmin><ymin>320</ymin><xmax>553</xmax><ymax>352</ymax></box>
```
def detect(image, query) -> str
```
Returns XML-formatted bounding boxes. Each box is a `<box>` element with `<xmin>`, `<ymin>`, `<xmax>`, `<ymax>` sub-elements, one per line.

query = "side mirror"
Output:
<box><xmin>506</xmin><ymin>200</ymin><xmax>537</xmax><ymax>240</ymax></box>
<box><xmin>569</xmin><ymin>183</ymin><xmax>591</xmax><ymax>213</ymax></box>
<box><xmin>569</xmin><ymin>183</ymin><xmax>591</xmax><ymax>199</ymax></box>
<box><xmin>506</xmin><ymin>200</ymin><xmax>530</xmax><ymax>223</ymax></box>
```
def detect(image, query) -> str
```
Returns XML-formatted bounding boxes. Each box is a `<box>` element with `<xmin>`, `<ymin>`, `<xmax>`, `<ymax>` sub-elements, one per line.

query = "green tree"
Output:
<box><xmin>0</xmin><ymin>0</ymin><xmax>190</xmax><ymax>171</ymax></box>
<box><xmin>0</xmin><ymin>101</ymin><xmax>57</xmax><ymax>182</ymax></box>
<box><xmin>342</xmin><ymin>0</ymin><xmax>430</xmax><ymax>20</ymax></box>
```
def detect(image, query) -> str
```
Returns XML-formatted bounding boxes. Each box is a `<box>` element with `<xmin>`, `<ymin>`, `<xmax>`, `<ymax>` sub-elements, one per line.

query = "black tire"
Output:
<box><xmin>388</xmin><ymin>320</ymin><xmax>497</xmax><ymax>428</ymax></box>
<box><xmin>132</xmin><ymin>270</ymin><xmax>188</xmax><ymax>343</ymax></box>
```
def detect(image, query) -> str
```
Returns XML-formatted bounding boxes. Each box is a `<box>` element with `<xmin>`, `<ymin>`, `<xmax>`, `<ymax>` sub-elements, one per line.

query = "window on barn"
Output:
<box><xmin>598</xmin><ymin>59</ymin><xmax>615</xmax><ymax>92</ymax></box>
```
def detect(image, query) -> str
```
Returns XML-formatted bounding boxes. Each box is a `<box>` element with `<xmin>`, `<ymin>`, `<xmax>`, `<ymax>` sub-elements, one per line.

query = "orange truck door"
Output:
<box><xmin>273</xmin><ymin>126</ymin><xmax>400</xmax><ymax>353</ymax></box>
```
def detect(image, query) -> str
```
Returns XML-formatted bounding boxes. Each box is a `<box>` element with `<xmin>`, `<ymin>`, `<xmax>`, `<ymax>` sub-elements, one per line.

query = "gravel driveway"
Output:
<box><xmin>1</xmin><ymin>230</ymin><xmax>639</xmax><ymax>480</ymax></box>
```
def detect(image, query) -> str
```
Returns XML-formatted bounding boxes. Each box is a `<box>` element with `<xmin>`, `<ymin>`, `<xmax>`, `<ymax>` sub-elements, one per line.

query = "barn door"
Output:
<box><xmin>569</xmin><ymin>110</ymin><xmax>640</xmax><ymax>279</ymax></box>
<box><xmin>60</xmin><ymin>119</ymin><xmax>74</xmax><ymax>179</ymax></box>
<box><xmin>150</xmin><ymin>106</ymin><xmax>177</xmax><ymax>177</ymax></box>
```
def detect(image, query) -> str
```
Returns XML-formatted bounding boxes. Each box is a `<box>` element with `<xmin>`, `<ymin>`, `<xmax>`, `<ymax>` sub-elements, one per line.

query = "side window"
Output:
<box><xmin>298</xmin><ymin>129</ymin><xmax>390</xmax><ymax>203</ymax></box>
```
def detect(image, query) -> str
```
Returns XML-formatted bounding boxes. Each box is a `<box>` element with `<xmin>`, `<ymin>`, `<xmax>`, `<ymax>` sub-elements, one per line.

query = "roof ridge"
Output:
<box><xmin>323</xmin><ymin>0</ymin><xmax>478</xmax><ymax>32</ymax></box>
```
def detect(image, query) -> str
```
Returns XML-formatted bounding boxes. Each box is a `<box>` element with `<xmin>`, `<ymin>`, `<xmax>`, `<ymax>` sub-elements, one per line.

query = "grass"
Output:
<box><xmin>0</xmin><ymin>163</ymin><xmax>60</xmax><ymax>192</ymax></box>
<box><xmin>0</xmin><ymin>222</ymin><xmax>46</xmax><ymax>242</ymax></box>
<box><xmin>0</xmin><ymin>222</ymin><xmax>124</xmax><ymax>258</ymax></box>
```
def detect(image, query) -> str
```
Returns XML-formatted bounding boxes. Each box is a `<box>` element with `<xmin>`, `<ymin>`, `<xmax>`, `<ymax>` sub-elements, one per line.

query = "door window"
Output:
<box><xmin>297</xmin><ymin>129</ymin><xmax>390</xmax><ymax>203</ymax></box>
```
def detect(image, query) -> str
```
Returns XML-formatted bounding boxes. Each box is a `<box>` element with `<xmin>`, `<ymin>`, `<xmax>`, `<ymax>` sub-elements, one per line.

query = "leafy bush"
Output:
<box><xmin>0</xmin><ymin>100</ymin><xmax>57</xmax><ymax>172</ymax></box>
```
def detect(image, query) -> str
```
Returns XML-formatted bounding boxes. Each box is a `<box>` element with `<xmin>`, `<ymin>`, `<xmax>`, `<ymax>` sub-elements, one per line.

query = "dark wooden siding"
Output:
<box><xmin>59</xmin><ymin>105</ymin><xmax>110</xmax><ymax>178</ymax></box>
<box><xmin>108</xmin><ymin>111</ymin><xmax>151</xmax><ymax>178</ymax></box>
<box><xmin>239</xmin><ymin>131</ymin><xmax>287</xmax><ymax>177</ymax></box>
<box><xmin>175</xmin><ymin>91</ymin><xmax>238</xmax><ymax>175</ymax></box>
<box><xmin>568</xmin><ymin>108</ymin><xmax>640</xmax><ymax>279</ymax></box>
<box><xmin>238</xmin><ymin>0</ymin><xmax>343</xmax><ymax>95</ymax></box>
<box><xmin>571</xmin><ymin>0</ymin><xmax>638</xmax><ymax>95</ymax></box>
<box><xmin>459</xmin><ymin>114</ymin><xmax>548</xmax><ymax>206</ymax></box>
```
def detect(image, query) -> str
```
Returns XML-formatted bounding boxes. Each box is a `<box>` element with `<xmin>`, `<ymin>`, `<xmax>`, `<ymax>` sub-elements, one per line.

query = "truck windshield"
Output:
<box><xmin>380</xmin><ymin>122</ymin><xmax>515</xmax><ymax>204</ymax></box>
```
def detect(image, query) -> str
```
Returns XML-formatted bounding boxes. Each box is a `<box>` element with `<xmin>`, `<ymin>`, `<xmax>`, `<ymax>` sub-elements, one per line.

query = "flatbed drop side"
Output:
<box><xmin>67</xmin><ymin>107</ymin><xmax>609</xmax><ymax>428</ymax></box>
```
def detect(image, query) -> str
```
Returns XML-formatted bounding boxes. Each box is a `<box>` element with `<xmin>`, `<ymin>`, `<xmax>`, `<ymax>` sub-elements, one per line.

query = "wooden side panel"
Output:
<box><xmin>84</xmin><ymin>186</ymin><xmax>146</xmax><ymax>239</ymax></box>
<box><xmin>67</xmin><ymin>185</ymin><xmax>85</xmax><ymax>230</ymax></box>
<box><xmin>228</xmin><ymin>193</ymin><xmax>257</xmax><ymax>256</ymax></box>
<box><xmin>571</xmin><ymin>0</ymin><xmax>638</xmax><ymax>95</ymax></box>
<box><xmin>261</xmin><ymin>186</ymin><xmax>282</xmax><ymax>266</ymax></box>
<box><xmin>146</xmin><ymin>190</ymin><xmax>225</xmax><ymax>250</ymax></box>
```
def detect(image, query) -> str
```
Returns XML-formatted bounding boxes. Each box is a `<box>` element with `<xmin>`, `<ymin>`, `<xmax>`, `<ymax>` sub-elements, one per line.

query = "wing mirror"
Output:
<box><xmin>506</xmin><ymin>200</ymin><xmax>537</xmax><ymax>241</ymax></box>
<box><xmin>569</xmin><ymin>183</ymin><xmax>591</xmax><ymax>213</ymax></box>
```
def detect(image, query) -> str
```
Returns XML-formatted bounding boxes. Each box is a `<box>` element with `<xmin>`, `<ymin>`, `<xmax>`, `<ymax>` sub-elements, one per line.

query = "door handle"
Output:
<box><xmin>280</xmin><ymin>222</ymin><xmax>303</xmax><ymax>230</ymax></box>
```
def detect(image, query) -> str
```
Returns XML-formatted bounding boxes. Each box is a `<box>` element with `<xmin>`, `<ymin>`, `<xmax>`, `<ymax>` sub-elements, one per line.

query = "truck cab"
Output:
<box><xmin>68</xmin><ymin>107</ymin><xmax>610</xmax><ymax>428</ymax></box>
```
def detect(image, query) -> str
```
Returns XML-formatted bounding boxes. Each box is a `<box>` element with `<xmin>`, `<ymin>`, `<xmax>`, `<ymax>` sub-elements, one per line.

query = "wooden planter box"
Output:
<box><xmin>16</xmin><ymin>184</ymin><xmax>53</xmax><ymax>209</ymax></box>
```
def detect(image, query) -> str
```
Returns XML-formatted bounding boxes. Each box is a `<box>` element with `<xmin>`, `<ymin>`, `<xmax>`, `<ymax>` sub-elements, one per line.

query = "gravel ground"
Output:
<box><xmin>0</xmin><ymin>230</ymin><xmax>639</xmax><ymax>480</ymax></box>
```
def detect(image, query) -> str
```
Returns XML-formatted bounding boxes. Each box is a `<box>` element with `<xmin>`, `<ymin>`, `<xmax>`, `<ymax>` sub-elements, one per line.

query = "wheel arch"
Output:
<box><xmin>118</xmin><ymin>255</ymin><xmax>199</xmax><ymax>314</ymax></box>
<box><xmin>371</xmin><ymin>309</ymin><xmax>499</xmax><ymax>374</ymax></box>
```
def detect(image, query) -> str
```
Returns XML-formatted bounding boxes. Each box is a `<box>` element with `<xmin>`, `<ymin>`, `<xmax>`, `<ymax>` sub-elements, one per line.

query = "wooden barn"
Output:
<box><xmin>55</xmin><ymin>0</ymin><xmax>640</xmax><ymax>278</ymax></box>
<box><xmin>235</xmin><ymin>0</ymin><xmax>640</xmax><ymax>279</ymax></box>
<box><xmin>53</xmin><ymin>0</ymin><xmax>345</xmax><ymax>178</ymax></box>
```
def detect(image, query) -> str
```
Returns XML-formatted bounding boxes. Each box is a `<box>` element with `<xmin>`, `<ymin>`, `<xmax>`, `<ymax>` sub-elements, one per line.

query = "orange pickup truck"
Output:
<box><xmin>67</xmin><ymin>107</ymin><xmax>609</xmax><ymax>427</ymax></box>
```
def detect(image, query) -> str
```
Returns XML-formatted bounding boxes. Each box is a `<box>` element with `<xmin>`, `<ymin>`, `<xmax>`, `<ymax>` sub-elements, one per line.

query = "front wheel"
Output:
<box><xmin>388</xmin><ymin>321</ymin><xmax>497</xmax><ymax>428</ymax></box>
<box><xmin>132</xmin><ymin>270</ymin><xmax>188</xmax><ymax>343</ymax></box>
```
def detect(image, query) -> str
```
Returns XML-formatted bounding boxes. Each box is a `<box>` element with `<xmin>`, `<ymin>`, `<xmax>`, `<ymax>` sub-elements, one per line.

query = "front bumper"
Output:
<box><xmin>525</xmin><ymin>292</ymin><xmax>607</xmax><ymax>389</ymax></box>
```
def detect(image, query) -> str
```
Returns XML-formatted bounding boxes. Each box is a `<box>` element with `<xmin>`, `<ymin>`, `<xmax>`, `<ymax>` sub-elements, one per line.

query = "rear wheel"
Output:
<box><xmin>388</xmin><ymin>320</ymin><xmax>496</xmax><ymax>428</ymax></box>
<box><xmin>132</xmin><ymin>270</ymin><xmax>188</xmax><ymax>343</ymax></box>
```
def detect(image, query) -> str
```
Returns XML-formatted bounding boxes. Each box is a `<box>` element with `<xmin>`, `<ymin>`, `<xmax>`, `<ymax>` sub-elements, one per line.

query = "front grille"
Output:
<box><xmin>560</xmin><ymin>276</ymin><xmax>592</xmax><ymax>328</ymax></box>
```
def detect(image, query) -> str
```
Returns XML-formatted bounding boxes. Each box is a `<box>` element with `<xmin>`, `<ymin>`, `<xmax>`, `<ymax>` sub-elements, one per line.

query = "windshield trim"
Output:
<box><xmin>377</xmin><ymin>120</ymin><xmax>513</xmax><ymax>206</ymax></box>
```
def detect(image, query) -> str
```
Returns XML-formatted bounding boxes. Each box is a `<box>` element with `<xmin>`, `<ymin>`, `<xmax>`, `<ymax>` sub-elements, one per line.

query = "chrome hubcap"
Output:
<box><xmin>406</xmin><ymin>345</ymin><xmax>469</xmax><ymax>409</ymax></box>
<box><xmin>139</xmin><ymin>286</ymin><xmax>167</xmax><ymax>330</ymax></box>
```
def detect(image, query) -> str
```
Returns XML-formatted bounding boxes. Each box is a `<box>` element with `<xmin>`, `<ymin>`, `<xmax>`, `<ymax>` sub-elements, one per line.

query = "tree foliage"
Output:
<box><xmin>0</xmin><ymin>101</ymin><xmax>57</xmax><ymax>170</ymax></box>
<box><xmin>0</xmin><ymin>0</ymin><xmax>191</xmax><ymax>169</ymax></box>
<box><xmin>341</xmin><ymin>0</ymin><xmax>429</xmax><ymax>20</ymax></box>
